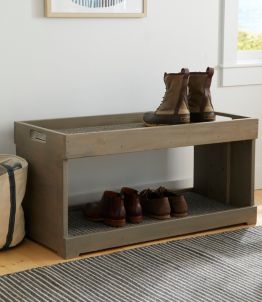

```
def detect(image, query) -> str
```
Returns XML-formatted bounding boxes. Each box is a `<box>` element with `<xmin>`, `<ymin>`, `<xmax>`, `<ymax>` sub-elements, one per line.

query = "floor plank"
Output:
<box><xmin>255</xmin><ymin>189</ymin><xmax>262</xmax><ymax>205</ymax></box>
<box><xmin>0</xmin><ymin>190</ymin><xmax>261</xmax><ymax>276</ymax></box>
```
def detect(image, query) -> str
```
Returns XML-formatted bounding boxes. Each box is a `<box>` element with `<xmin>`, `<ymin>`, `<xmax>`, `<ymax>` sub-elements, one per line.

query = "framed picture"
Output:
<box><xmin>45</xmin><ymin>0</ymin><xmax>147</xmax><ymax>18</ymax></box>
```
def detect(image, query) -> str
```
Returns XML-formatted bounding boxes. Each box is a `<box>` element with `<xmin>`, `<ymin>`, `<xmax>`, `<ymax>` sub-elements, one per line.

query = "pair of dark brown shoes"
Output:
<box><xmin>139</xmin><ymin>187</ymin><xmax>188</xmax><ymax>220</ymax></box>
<box><xmin>84</xmin><ymin>188</ymin><xmax>143</xmax><ymax>228</ymax></box>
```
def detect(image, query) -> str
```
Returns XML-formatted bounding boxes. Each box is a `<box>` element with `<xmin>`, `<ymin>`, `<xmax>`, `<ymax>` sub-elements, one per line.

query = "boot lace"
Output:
<box><xmin>157</xmin><ymin>89</ymin><xmax>171</xmax><ymax>110</ymax></box>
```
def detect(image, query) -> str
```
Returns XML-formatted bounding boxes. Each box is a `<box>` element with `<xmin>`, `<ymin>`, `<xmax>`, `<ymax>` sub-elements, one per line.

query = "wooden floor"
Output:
<box><xmin>1</xmin><ymin>190</ymin><xmax>262</xmax><ymax>276</ymax></box>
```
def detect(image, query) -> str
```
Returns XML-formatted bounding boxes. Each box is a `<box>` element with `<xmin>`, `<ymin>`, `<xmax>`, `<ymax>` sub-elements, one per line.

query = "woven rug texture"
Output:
<box><xmin>1</xmin><ymin>227</ymin><xmax>262</xmax><ymax>302</ymax></box>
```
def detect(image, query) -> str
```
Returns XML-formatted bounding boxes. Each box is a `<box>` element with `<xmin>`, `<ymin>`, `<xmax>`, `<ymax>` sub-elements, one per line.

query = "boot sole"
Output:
<box><xmin>190</xmin><ymin>112</ymin><xmax>216</xmax><ymax>123</ymax></box>
<box><xmin>144</xmin><ymin>122</ymin><xmax>188</xmax><ymax>127</ymax></box>
<box><xmin>143</xmin><ymin>114</ymin><xmax>190</xmax><ymax>127</ymax></box>
<box><xmin>144</xmin><ymin>119</ymin><xmax>190</xmax><ymax>127</ymax></box>
<box><xmin>128</xmin><ymin>215</ymin><xmax>143</xmax><ymax>224</ymax></box>
<box><xmin>104</xmin><ymin>218</ymin><xmax>126</xmax><ymax>227</ymax></box>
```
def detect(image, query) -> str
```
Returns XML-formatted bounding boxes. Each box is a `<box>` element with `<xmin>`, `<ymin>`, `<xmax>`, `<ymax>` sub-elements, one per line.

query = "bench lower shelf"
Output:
<box><xmin>59</xmin><ymin>192</ymin><xmax>257</xmax><ymax>258</ymax></box>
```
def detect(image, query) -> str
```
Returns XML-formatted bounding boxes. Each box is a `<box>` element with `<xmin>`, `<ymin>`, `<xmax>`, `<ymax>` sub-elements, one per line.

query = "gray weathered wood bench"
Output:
<box><xmin>15</xmin><ymin>112</ymin><xmax>258</xmax><ymax>258</ymax></box>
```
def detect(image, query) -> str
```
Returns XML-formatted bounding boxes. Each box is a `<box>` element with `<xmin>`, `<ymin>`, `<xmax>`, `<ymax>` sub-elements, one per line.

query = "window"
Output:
<box><xmin>238</xmin><ymin>0</ymin><xmax>262</xmax><ymax>61</ymax></box>
<box><xmin>221</xmin><ymin>0</ymin><xmax>262</xmax><ymax>86</ymax></box>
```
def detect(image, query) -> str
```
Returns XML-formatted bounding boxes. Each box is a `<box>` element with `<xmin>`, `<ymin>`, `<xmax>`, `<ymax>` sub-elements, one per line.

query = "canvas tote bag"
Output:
<box><xmin>0</xmin><ymin>155</ymin><xmax>28</xmax><ymax>250</ymax></box>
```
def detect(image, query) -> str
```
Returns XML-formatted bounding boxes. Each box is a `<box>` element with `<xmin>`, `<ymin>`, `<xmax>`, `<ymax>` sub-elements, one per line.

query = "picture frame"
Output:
<box><xmin>45</xmin><ymin>0</ymin><xmax>147</xmax><ymax>18</ymax></box>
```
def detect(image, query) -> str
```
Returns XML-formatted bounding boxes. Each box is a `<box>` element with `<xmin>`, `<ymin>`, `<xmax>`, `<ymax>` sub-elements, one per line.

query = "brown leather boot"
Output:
<box><xmin>157</xmin><ymin>187</ymin><xmax>188</xmax><ymax>218</ymax></box>
<box><xmin>143</xmin><ymin>68</ymin><xmax>190</xmax><ymax>126</ymax></box>
<box><xmin>139</xmin><ymin>189</ymin><xmax>171</xmax><ymax>220</ymax></box>
<box><xmin>121</xmin><ymin>187</ymin><xmax>143</xmax><ymax>224</ymax></box>
<box><xmin>188</xmin><ymin>67</ymin><xmax>216</xmax><ymax>122</ymax></box>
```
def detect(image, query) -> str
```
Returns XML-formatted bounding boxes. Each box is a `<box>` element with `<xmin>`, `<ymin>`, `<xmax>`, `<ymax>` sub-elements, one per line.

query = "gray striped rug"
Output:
<box><xmin>1</xmin><ymin>227</ymin><xmax>262</xmax><ymax>302</ymax></box>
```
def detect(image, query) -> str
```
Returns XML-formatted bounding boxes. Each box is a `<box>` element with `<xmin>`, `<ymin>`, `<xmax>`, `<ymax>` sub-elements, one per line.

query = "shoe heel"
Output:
<box><xmin>104</xmin><ymin>218</ymin><xmax>126</xmax><ymax>228</ymax></box>
<box><xmin>172</xmin><ymin>212</ymin><xmax>188</xmax><ymax>218</ymax></box>
<box><xmin>128</xmin><ymin>216</ymin><xmax>143</xmax><ymax>224</ymax></box>
<box><xmin>202</xmin><ymin>112</ymin><xmax>216</xmax><ymax>122</ymax></box>
<box><xmin>179</xmin><ymin>114</ymin><xmax>190</xmax><ymax>124</ymax></box>
<box><xmin>149</xmin><ymin>214</ymin><xmax>171</xmax><ymax>220</ymax></box>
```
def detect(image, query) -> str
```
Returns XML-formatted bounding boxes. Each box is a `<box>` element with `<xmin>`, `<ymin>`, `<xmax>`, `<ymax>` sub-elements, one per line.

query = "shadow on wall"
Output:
<box><xmin>68</xmin><ymin>147</ymin><xmax>194</xmax><ymax>205</ymax></box>
<box><xmin>31</xmin><ymin>0</ymin><xmax>44</xmax><ymax>18</ymax></box>
<box><xmin>68</xmin><ymin>149</ymin><xmax>171</xmax><ymax>197</ymax></box>
<box><xmin>0</xmin><ymin>125</ymin><xmax>16</xmax><ymax>154</ymax></box>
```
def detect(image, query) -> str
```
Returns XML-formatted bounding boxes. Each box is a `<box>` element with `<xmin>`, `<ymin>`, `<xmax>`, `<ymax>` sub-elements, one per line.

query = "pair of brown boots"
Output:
<box><xmin>84</xmin><ymin>187</ymin><xmax>188</xmax><ymax>227</ymax></box>
<box><xmin>143</xmin><ymin>67</ymin><xmax>215</xmax><ymax>126</ymax></box>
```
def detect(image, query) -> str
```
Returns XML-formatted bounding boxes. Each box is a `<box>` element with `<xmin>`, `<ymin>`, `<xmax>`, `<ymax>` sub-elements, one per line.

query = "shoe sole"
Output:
<box><xmin>128</xmin><ymin>216</ymin><xmax>143</xmax><ymax>224</ymax></box>
<box><xmin>171</xmin><ymin>212</ymin><xmax>188</xmax><ymax>218</ymax></box>
<box><xmin>148</xmin><ymin>214</ymin><xmax>171</xmax><ymax>220</ymax></box>
<box><xmin>104</xmin><ymin>218</ymin><xmax>126</xmax><ymax>227</ymax></box>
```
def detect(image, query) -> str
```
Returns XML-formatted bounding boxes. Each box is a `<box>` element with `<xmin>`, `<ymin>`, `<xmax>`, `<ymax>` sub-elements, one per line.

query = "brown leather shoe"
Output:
<box><xmin>139</xmin><ymin>189</ymin><xmax>171</xmax><ymax>219</ymax></box>
<box><xmin>84</xmin><ymin>191</ymin><xmax>126</xmax><ymax>227</ymax></box>
<box><xmin>157</xmin><ymin>187</ymin><xmax>188</xmax><ymax>217</ymax></box>
<box><xmin>121</xmin><ymin>187</ymin><xmax>143</xmax><ymax>224</ymax></box>
<box><xmin>102</xmin><ymin>191</ymin><xmax>126</xmax><ymax>227</ymax></box>
<box><xmin>84</xmin><ymin>201</ymin><xmax>103</xmax><ymax>222</ymax></box>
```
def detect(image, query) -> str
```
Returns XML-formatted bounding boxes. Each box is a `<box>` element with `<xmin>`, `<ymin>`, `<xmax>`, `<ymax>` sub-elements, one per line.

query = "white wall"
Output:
<box><xmin>0</xmin><ymin>0</ymin><xmax>261</xmax><ymax>197</ymax></box>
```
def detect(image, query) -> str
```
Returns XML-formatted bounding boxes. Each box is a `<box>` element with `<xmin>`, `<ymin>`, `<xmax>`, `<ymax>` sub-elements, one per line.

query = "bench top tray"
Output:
<box><xmin>15</xmin><ymin>112</ymin><xmax>258</xmax><ymax>159</ymax></box>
